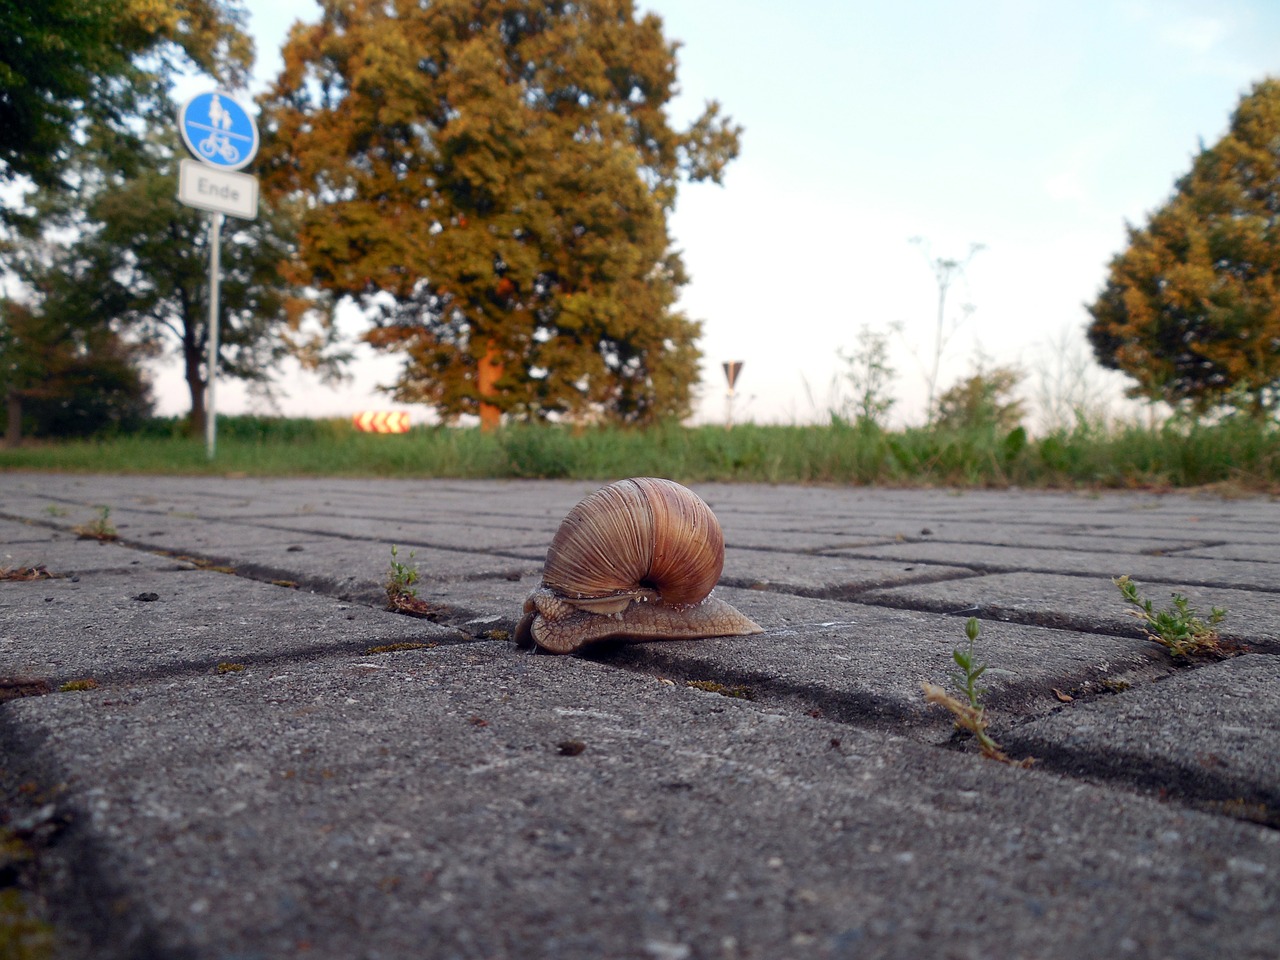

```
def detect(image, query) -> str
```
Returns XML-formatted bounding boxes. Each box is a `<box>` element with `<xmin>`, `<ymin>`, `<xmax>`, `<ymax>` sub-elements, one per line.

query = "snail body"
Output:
<box><xmin>516</xmin><ymin>477</ymin><xmax>763</xmax><ymax>653</ymax></box>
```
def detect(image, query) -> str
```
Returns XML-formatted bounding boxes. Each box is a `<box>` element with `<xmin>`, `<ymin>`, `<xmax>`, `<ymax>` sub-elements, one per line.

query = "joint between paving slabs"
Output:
<box><xmin>721</xmin><ymin>568</ymin><xmax>987</xmax><ymax>603</ymax></box>
<box><xmin>586</xmin><ymin>645</ymin><xmax>960</xmax><ymax>742</ymax></box>
<box><xmin>817</xmin><ymin>542</ymin><xmax>1280</xmax><ymax>596</ymax></box>
<box><xmin>995</xmin><ymin>734</ymin><xmax>1280</xmax><ymax>831</ymax></box>
<box><xmin>83</xmin><ymin>542</ymin><xmax>522</xmax><ymax>637</ymax></box>
<box><xmin>0</xmin><ymin>633</ymin><xmax>479</xmax><ymax>707</ymax></box>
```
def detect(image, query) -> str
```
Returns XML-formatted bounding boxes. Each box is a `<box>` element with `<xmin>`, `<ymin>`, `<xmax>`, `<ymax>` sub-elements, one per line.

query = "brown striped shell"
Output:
<box><xmin>541</xmin><ymin>477</ymin><xmax>725</xmax><ymax>608</ymax></box>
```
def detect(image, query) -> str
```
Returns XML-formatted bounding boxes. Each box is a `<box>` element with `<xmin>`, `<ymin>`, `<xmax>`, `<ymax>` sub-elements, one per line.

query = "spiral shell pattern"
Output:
<box><xmin>541</xmin><ymin>477</ymin><xmax>725</xmax><ymax>607</ymax></box>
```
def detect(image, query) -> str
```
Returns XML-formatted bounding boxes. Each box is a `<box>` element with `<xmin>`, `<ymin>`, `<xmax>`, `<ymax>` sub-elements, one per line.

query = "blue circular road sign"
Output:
<box><xmin>179</xmin><ymin>91</ymin><xmax>259</xmax><ymax>171</ymax></box>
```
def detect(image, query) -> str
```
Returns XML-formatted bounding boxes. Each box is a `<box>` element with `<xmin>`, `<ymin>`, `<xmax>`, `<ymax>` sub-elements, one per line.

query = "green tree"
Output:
<box><xmin>257</xmin><ymin>0</ymin><xmax>740</xmax><ymax>429</ymax></box>
<box><xmin>933</xmin><ymin>363</ymin><xmax>1025</xmax><ymax>433</ymax></box>
<box><xmin>1087</xmin><ymin>78</ymin><xmax>1280</xmax><ymax>419</ymax></box>
<box><xmin>1</xmin><ymin>298</ymin><xmax>152</xmax><ymax>444</ymax></box>
<box><xmin>7</xmin><ymin>131</ymin><xmax>346</xmax><ymax>437</ymax></box>
<box><xmin>0</xmin><ymin>0</ymin><xmax>252</xmax><ymax>205</ymax></box>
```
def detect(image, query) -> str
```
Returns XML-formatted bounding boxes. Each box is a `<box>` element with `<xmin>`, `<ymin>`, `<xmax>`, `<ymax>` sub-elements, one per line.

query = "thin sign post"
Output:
<box><xmin>206</xmin><ymin>213</ymin><xmax>223</xmax><ymax>460</ymax></box>
<box><xmin>176</xmin><ymin>91</ymin><xmax>259</xmax><ymax>460</ymax></box>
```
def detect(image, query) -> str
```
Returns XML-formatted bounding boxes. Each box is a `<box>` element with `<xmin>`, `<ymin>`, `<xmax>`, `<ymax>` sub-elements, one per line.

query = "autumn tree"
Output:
<box><xmin>1088</xmin><ymin>78</ymin><xmax>1280</xmax><ymax>419</ymax></box>
<box><xmin>257</xmin><ymin>0</ymin><xmax>740</xmax><ymax>429</ymax></box>
<box><xmin>0</xmin><ymin>0</ymin><xmax>252</xmax><ymax>213</ymax></box>
<box><xmin>7</xmin><ymin>131</ymin><xmax>346</xmax><ymax>436</ymax></box>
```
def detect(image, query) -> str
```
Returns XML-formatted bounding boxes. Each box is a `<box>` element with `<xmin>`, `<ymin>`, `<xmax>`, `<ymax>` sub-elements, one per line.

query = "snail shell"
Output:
<box><xmin>516</xmin><ymin>477</ymin><xmax>763</xmax><ymax>653</ymax></box>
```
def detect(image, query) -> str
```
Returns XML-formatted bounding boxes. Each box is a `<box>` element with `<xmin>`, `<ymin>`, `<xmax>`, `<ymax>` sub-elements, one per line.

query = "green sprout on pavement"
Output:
<box><xmin>74</xmin><ymin>505</ymin><xmax>117</xmax><ymax>541</ymax></box>
<box><xmin>923</xmin><ymin>617</ymin><xmax>1032</xmax><ymax>767</ymax></box>
<box><xmin>385</xmin><ymin>544</ymin><xmax>419</xmax><ymax>600</ymax></box>
<box><xmin>1113</xmin><ymin>575</ymin><xmax>1227</xmax><ymax>659</ymax></box>
<box><xmin>384</xmin><ymin>545</ymin><xmax>447</xmax><ymax>620</ymax></box>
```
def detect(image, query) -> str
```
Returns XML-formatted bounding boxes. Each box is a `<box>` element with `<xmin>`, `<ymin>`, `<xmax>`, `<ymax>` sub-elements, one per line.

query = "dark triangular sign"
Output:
<box><xmin>722</xmin><ymin>361</ymin><xmax>743</xmax><ymax>390</ymax></box>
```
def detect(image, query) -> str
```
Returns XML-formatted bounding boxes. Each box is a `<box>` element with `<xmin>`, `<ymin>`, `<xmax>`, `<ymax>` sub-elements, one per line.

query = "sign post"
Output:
<box><xmin>206</xmin><ymin>212</ymin><xmax>222</xmax><ymax>459</ymax></box>
<box><xmin>176</xmin><ymin>91</ymin><xmax>259</xmax><ymax>459</ymax></box>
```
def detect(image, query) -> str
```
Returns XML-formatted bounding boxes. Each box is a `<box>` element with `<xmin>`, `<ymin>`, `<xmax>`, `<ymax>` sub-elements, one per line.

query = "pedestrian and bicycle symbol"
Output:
<box><xmin>178</xmin><ymin>91</ymin><xmax>259</xmax><ymax>171</ymax></box>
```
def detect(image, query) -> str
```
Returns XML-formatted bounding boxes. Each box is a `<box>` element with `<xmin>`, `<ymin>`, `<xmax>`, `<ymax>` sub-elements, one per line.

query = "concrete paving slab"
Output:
<box><xmin>0</xmin><ymin>569</ymin><xmax>455</xmax><ymax>687</ymax></box>
<box><xmin>723</xmin><ymin>528</ymin><xmax>903</xmax><ymax>552</ymax></box>
<box><xmin>2</xmin><ymin>478</ymin><xmax>261</xmax><ymax>522</ymax></box>
<box><xmin>1005</xmin><ymin>655</ymin><xmax>1280</xmax><ymax>821</ymax></box>
<box><xmin>2</xmin><ymin>536</ymin><xmax>195</xmax><ymax>576</ymax></box>
<box><xmin>839</xmin><ymin>520</ymin><xmax>1224</xmax><ymax>553</ymax></box>
<box><xmin>717</xmin><ymin>548</ymin><xmax>975</xmax><ymax>596</ymax></box>
<box><xmin>0</xmin><ymin>516</ymin><xmax>64</xmax><ymax>545</ymax></box>
<box><xmin>826</xmin><ymin>540</ymin><xmax>1280</xmax><ymax>591</ymax></box>
<box><xmin>15</xmin><ymin>500</ymin><xmax>556</xmax><ymax>555</ymax></box>
<box><xmin>862</xmin><ymin>571</ymin><xmax>1280</xmax><ymax>651</ymax></box>
<box><xmin>1171</xmin><ymin>543</ymin><xmax>1280</xmax><ymax>562</ymax></box>
<box><xmin>705</xmin><ymin>493</ymin><xmax>1275</xmax><ymax>555</ymax></box>
<box><xmin>3</xmin><ymin>475</ymin><xmax>583</xmax><ymax>527</ymax></box>
<box><xmin>3</xmin><ymin>643</ymin><xmax>1277</xmax><ymax>960</ymax></box>
<box><xmin>112</xmin><ymin>515</ymin><xmax>319</xmax><ymax>550</ymax></box>
<box><xmin>589</xmin><ymin>587</ymin><xmax>1171</xmax><ymax>736</ymax></box>
<box><xmin>230</xmin><ymin>513</ymin><xmax>552</xmax><ymax>551</ymax></box>
<box><xmin>712</xmin><ymin>504</ymin><xmax>1224</xmax><ymax>544</ymax></box>
<box><xmin>175</xmin><ymin>536</ymin><xmax>540</xmax><ymax>602</ymax></box>
<box><xmin>285</xmin><ymin>566</ymin><xmax>535</xmax><ymax>624</ymax></box>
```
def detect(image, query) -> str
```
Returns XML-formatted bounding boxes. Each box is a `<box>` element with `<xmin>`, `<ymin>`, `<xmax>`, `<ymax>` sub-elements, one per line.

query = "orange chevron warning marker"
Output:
<box><xmin>352</xmin><ymin>411</ymin><xmax>411</xmax><ymax>434</ymax></box>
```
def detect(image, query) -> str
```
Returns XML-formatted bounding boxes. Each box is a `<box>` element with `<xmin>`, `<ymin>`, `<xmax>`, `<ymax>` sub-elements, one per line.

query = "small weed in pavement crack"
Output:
<box><xmin>1114</xmin><ymin>575</ymin><xmax>1229</xmax><ymax>659</ymax></box>
<box><xmin>73</xmin><ymin>506</ymin><xmax>117</xmax><ymax>541</ymax></box>
<box><xmin>365</xmin><ymin>642</ymin><xmax>436</xmax><ymax>654</ymax></box>
<box><xmin>923</xmin><ymin>617</ymin><xmax>1034</xmax><ymax>767</ymax></box>
<box><xmin>686</xmin><ymin>680</ymin><xmax>756</xmax><ymax>701</ymax></box>
<box><xmin>57</xmin><ymin>679</ymin><xmax>98</xmax><ymax>692</ymax></box>
<box><xmin>384</xmin><ymin>545</ymin><xmax>448</xmax><ymax>619</ymax></box>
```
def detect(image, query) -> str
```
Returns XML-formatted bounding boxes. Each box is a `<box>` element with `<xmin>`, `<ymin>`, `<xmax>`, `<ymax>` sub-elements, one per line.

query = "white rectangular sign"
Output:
<box><xmin>178</xmin><ymin>159</ymin><xmax>258</xmax><ymax>220</ymax></box>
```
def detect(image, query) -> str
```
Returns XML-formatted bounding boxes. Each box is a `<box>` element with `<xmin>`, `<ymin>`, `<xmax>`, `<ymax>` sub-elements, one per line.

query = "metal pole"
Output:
<box><xmin>206</xmin><ymin>212</ymin><xmax>223</xmax><ymax>460</ymax></box>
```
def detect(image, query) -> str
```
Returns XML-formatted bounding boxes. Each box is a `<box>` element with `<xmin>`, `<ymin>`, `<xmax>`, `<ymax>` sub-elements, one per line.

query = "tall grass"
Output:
<box><xmin>2</xmin><ymin>415</ymin><xmax>1277</xmax><ymax>490</ymax></box>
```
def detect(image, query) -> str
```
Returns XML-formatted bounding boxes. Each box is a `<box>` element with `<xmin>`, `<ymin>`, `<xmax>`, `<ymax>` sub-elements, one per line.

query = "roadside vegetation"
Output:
<box><xmin>922</xmin><ymin>617</ymin><xmax>1033</xmax><ymax>767</ymax></box>
<box><xmin>1113</xmin><ymin>576</ymin><xmax>1230</xmax><ymax>658</ymax></box>
<box><xmin>1</xmin><ymin>414</ymin><xmax>1276</xmax><ymax>491</ymax></box>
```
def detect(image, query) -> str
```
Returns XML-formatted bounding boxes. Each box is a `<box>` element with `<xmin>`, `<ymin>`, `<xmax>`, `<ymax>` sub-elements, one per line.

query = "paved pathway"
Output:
<box><xmin>1</xmin><ymin>474</ymin><xmax>1278</xmax><ymax>958</ymax></box>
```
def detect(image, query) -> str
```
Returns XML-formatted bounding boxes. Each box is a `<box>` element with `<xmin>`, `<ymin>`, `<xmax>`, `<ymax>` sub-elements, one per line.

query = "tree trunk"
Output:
<box><xmin>477</xmin><ymin>341</ymin><xmax>503</xmax><ymax>433</ymax></box>
<box><xmin>4</xmin><ymin>388</ymin><xmax>21</xmax><ymax>447</ymax></box>
<box><xmin>186</xmin><ymin>350</ymin><xmax>206</xmax><ymax>439</ymax></box>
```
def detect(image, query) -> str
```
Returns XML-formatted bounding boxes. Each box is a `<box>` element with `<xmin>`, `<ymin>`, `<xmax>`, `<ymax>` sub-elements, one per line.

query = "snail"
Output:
<box><xmin>515</xmin><ymin>477</ymin><xmax>763</xmax><ymax>654</ymax></box>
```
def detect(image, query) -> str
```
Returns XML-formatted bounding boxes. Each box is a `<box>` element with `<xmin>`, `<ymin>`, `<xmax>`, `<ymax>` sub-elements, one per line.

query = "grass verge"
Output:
<box><xmin>2</xmin><ymin>416</ymin><xmax>1278</xmax><ymax>490</ymax></box>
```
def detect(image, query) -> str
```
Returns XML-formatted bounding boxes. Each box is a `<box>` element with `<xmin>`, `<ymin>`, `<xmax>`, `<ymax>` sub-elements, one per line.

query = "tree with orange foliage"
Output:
<box><xmin>1088</xmin><ymin>79</ymin><xmax>1280</xmax><ymax>419</ymax></box>
<box><xmin>257</xmin><ymin>0</ymin><xmax>740</xmax><ymax>429</ymax></box>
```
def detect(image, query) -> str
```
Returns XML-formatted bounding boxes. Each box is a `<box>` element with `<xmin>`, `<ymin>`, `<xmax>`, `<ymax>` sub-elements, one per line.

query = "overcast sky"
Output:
<box><xmin>158</xmin><ymin>0</ymin><xmax>1280</xmax><ymax>427</ymax></box>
